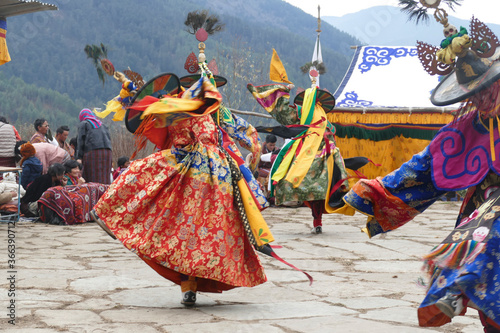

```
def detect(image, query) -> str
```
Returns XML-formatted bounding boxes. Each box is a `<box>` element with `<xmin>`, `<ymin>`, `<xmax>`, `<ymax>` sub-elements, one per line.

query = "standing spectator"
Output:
<box><xmin>112</xmin><ymin>156</ymin><xmax>130</xmax><ymax>180</ymax></box>
<box><xmin>55</xmin><ymin>126</ymin><xmax>75</xmax><ymax>159</ymax></box>
<box><xmin>0</xmin><ymin>116</ymin><xmax>18</xmax><ymax>167</ymax></box>
<box><xmin>69</xmin><ymin>137</ymin><xmax>77</xmax><ymax>159</ymax></box>
<box><xmin>18</xmin><ymin>142</ymin><xmax>43</xmax><ymax>189</ymax></box>
<box><xmin>0</xmin><ymin>116</ymin><xmax>20</xmax><ymax>140</ymax></box>
<box><xmin>30</xmin><ymin>118</ymin><xmax>51</xmax><ymax>144</ymax></box>
<box><xmin>15</xmin><ymin>141</ymin><xmax>70</xmax><ymax>174</ymax></box>
<box><xmin>256</xmin><ymin>134</ymin><xmax>279</xmax><ymax>197</ymax></box>
<box><xmin>76</xmin><ymin>109</ymin><xmax>112</xmax><ymax>184</ymax></box>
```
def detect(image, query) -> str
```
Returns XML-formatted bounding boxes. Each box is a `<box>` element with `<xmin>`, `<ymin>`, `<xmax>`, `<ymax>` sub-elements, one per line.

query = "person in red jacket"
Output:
<box><xmin>112</xmin><ymin>156</ymin><xmax>130</xmax><ymax>180</ymax></box>
<box><xmin>256</xmin><ymin>134</ymin><xmax>278</xmax><ymax>198</ymax></box>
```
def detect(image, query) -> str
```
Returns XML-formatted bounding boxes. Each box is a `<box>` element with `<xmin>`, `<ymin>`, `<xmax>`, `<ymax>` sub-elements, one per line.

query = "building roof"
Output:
<box><xmin>333</xmin><ymin>45</ymin><xmax>456</xmax><ymax>111</ymax></box>
<box><xmin>0</xmin><ymin>0</ymin><xmax>57</xmax><ymax>18</ymax></box>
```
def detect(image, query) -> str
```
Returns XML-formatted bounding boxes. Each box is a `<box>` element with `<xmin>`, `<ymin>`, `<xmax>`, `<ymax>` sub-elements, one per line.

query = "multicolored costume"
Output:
<box><xmin>344</xmin><ymin>2</ymin><xmax>500</xmax><ymax>330</ymax></box>
<box><xmin>93</xmin><ymin>71</ymin><xmax>278</xmax><ymax>304</ymax></box>
<box><xmin>344</xmin><ymin>109</ymin><xmax>500</xmax><ymax>329</ymax></box>
<box><xmin>248</xmin><ymin>83</ymin><xmax>358</xmax><ymax>233</ymax></box>
<box><xmin>90</xmin><ymin>10</ymin><xmax>316</xmax><ymax>306</ymax></box>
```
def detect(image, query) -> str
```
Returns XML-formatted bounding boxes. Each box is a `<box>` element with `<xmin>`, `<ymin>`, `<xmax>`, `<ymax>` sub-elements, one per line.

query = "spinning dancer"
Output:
<box><xmin>91</xmin><ymin>11</ymin><xmax>310</xmax><ymax>306</ymax></box>
<box><xmin>248</xmin><ymin>49</ymin><xmax>367</xmax><ymax>234</ymax></box>
<box><xmin>344</xmin><ymin>0</ymin><xmax>500</xmax><ymax>330</ymax></box>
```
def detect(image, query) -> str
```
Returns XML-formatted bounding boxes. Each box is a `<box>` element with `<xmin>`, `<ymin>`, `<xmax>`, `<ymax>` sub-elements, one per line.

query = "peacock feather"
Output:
<box><xmin>84</xmin><ymin>43</ymin><xmax>110</xmax><ymax>85</ymax></box>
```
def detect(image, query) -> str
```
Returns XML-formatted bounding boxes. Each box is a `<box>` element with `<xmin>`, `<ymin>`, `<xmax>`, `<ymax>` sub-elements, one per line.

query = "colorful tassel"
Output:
<box><xmin>423</xmin><ymin>240</ymin><xmax>486</xmax><ymax>274</ymax></box>
<box><xmin>490</xmin><ymin>117</ymin><xmax>496</xmax><ymax>161</ymax></box>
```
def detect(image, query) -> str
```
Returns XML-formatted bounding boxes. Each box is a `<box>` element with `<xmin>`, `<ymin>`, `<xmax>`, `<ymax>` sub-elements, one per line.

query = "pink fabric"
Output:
<box><xmin>30</xmin><ymin>132</ymin><xmax>47</xmax><ymax>144</ymax></box>
<box><xmin>255</xmin><ymin>90</ymin><xmax>289</xmax><ymax>109</ymax></box>
<box><xmin>33</xmin><ymin>143</ymin><xmax>69</xmax><ymax>174</ymax></box>
<box><xmin>79</xmin><ymin>109</ymin><xmax>102</xmax><ymax>128</ymax></box>
<box><xmin>429</xmin><ymin>111</ymin><xmax>500</xmax><ymax>190</ymax></box>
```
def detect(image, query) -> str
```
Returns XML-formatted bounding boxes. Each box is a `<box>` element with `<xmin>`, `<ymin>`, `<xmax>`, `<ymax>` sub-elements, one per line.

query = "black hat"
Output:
<box><xmin>431</xmin><ymin>50</ymin><xmax>500</xmax><ymax>106</ymax></box>
<box><xmin>125</xmin><ymin>73</ymin><xmax>181</xmax><ymax>133</ymax></box>
<box><xmin>180</xmin><ymin>74</ymin><xmax>227</xmax><ymax>88</ymax></box>
<box><xmin>293</xmin><ymin>89</ymin><xmax>336</xmax><ymax>113</ymax></box>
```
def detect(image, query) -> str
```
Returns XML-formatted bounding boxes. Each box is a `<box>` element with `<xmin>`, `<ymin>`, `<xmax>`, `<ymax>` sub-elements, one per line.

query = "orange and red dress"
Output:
<box><xmin>94</xmin><ymin>77</ymin><xmax>268</xmax><ymax>292</ymax></box>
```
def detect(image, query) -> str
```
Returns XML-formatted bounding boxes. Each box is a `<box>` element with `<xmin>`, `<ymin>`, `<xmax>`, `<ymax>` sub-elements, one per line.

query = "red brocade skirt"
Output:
<box><xmin>93</xmin><ymin>144</ymin><xmax>266</xmax><ymax>292</ymax></box>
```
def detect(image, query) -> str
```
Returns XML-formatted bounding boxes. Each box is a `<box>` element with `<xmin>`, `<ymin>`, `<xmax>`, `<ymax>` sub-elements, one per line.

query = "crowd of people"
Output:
<box><xmin>0</xmin><ymin>112</ymin><xmax>128</xmax><ymax>224</ymax></box>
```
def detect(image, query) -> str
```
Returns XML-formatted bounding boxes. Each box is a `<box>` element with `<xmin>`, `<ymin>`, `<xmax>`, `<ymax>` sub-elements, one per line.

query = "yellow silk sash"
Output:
<box><xmin>284</xmin><ymin>88</ymin><xmax>327</xmax><ymax>187</ymax></box>
<box><xmin>237</xmin><ymin>178</ymin><xmax>274</xmax><ymax>246</ymax></box>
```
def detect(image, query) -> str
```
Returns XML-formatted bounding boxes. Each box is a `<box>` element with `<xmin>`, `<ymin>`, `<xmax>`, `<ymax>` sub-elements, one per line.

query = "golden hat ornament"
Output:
<box><xmin>400</xmin><ymin>0</ymin><xmax>500</xmax><ymax>106</ymax></box>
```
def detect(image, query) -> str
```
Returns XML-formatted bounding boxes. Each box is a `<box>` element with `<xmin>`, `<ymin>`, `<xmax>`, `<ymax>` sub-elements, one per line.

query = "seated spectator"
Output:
<box><xmin>38</xmin><ymin>182</ymin><xmax>109</xmax><ymax>225</ymax></box>
<box><xmin>20</xmin><ymin>163</ymin><xmax>66</xmax><ymax>217</ymax></box>
<box><xmin>0</xmin><ymin>173</ymin><xmax>25</xmax><ymax>215</ymax></box>
<box><xmin>0</xmin><ymin>116</ymin><xmax>19</xmax><ymax>167</ymax></box>
<box><xmin>63</xmin><ymin>159</ymin><xmax>85</xmax><ymax>185</ymax></box>
<box><xmin>0</xmin><ymin>188</ymin><xmax>17</xmax><ymax>205</ymax></box>
<box><xmin>18</xmin><ymin>142</ymin><xmax>43</xmax><ymax>190</ymax></box>
<box><xmin>0</xmin><ymin>172</ymin><xmax>25</xmax><ymax>203</ymax></box>
<box><xmin>112</xmin><ymin>156</ymin><xmax>130</xmax><ymax>180</ymax></box>
<box><xmin>258</xmin><ymin>134</ymin><xmax>279</xmax><ymax>176</ymax></box>
<box><xmin>15</xmin><ymin>141</ymin><xmax>70</xmax><ymax>174</ymax></box>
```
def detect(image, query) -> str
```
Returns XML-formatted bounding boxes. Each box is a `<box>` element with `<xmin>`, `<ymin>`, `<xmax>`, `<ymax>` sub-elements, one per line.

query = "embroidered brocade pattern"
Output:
<box><xmin>94</xmin><ymin>115</ymin><xmax>266</xmax><ymax>288</ymax></box>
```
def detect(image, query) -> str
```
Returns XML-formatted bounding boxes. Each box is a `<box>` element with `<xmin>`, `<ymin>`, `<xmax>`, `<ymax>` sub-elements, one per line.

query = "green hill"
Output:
<box><xmin>0</xmin><ymin>0</ymin><xmax>360</xmax><ymax>129</ymax></box>
<box><xmin>0</xmin><ymin>74</ymin><xmax>79</xmax><ymax>129</ymax></box>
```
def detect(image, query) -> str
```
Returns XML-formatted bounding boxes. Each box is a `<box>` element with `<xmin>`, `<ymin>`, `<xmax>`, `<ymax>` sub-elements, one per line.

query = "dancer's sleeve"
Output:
<box><xmin>219</xmin><ymin>112</ymin><xmax>261</xmax><ymax>171</ymax></box>
<box><xmin>247</xmin><ymin>83</ymin><xmax>299</xmax><ymax>125</ymax></box>
<box><xmin>343</xmin><ymin>146</ymin><xmax>447</xmax><ymax>237</ymax></box>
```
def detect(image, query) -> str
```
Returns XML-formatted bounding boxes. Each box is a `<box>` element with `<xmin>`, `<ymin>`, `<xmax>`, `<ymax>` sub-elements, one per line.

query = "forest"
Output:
<box><xmin>0</xmin><ymin>0</ymin><xmax>360</xmax><ymax>131</ymax></box>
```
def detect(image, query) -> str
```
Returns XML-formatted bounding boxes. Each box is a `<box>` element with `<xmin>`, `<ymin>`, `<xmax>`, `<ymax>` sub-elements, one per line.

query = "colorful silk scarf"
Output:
<box><xmin>272</xmin><ymin>87</ymin><xmax>328</xmax><ymax>188</ymax></box>
<box><xmin>79</xmin><ymin>109</ymin><xmax>102</xmax><ymax>128</ymax></box>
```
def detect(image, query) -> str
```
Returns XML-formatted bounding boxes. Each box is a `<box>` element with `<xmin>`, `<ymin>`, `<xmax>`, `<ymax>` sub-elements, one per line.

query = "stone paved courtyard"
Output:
<box><xmin>0</xmin><ymin>201</ymin><xmax>485</xmax><ymax>332</ymax></box>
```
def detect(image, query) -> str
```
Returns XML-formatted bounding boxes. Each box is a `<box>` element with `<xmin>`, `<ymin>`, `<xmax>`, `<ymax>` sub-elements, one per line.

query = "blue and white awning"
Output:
<box><xmin>334</xmin><ymin>46</ymin><xmax>446</xmax><ymax>109</ymax></box>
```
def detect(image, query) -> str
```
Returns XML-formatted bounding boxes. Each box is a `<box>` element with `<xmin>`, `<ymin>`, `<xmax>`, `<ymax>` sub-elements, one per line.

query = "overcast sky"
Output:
<box><xmin>282</xmin><ymin>0</ymin><xmax>500</xmax><ymax>24</ymax></box>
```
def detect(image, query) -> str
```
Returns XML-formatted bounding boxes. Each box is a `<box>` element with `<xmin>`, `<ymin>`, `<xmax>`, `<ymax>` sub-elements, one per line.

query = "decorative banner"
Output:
<box><xmin>269</xmin><ymin>48</ymin><xmax>292</xmax><ymax>84</ymax></box>
<box><xmin>0</xmin><ymin>18</ymin><xmax>11</xmax><ymax>65</ymax></box>
<box><xmin>334</xmin><ymin>46</ymin><xmax>450</xmax><ymax>108</ymax></box>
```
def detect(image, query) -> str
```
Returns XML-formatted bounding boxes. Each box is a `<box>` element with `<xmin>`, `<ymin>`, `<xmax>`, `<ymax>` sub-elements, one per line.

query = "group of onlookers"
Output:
<box><xmin>0</xmin><ymin>109</ymin><xmax>127</xmax><ymax>220</ymax></box>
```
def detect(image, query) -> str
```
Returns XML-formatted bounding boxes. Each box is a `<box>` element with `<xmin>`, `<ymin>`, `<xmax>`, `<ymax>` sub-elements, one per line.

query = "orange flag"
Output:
<box><xmin>269</xmin><ymin>48</ymin><xmax>292</xmax><ymax>84</ymax></box>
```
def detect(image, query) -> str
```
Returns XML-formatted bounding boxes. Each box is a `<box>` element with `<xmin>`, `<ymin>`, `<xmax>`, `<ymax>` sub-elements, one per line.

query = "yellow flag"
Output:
<box><xmin>270</xmin><ymin>49</ymin><xmax>292</xmax><ymax>84</ymax></box>
<box><xmin>0</xmin><ymin>19</ymin><xmax>11</xmax><ymax>66</ymax></box>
